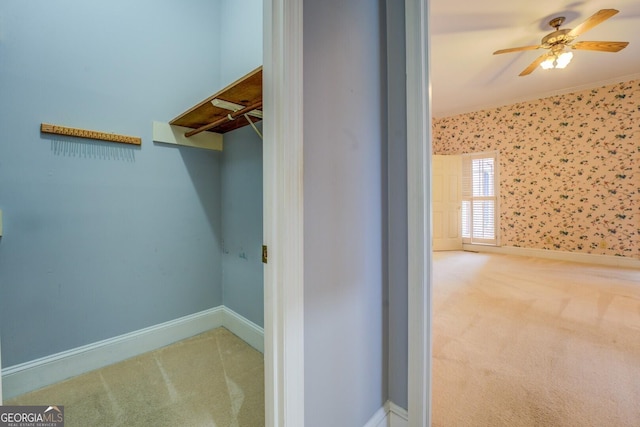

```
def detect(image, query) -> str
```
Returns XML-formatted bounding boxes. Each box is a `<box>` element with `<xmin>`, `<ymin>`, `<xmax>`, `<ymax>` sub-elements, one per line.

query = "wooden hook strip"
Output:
<box><xmin>41</xmin><ymin>123</ymin><xmax>142</xmax><ymax>145</ymax></box>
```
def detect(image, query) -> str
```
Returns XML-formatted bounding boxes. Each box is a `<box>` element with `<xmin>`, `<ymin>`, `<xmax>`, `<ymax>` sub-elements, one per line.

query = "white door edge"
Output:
<box><xmin>405</xmin><ymin>0</ymin><xmax>432</xmax><ymax>425</ymax></box>
<box><xmin>263</xmin><ymin>0</ymin><xmax>305</xmax><ymax>426</ymax></box>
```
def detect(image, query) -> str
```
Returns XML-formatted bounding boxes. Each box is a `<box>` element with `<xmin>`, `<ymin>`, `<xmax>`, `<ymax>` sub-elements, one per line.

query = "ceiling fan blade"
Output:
<box><xmin>493</xmin><ymin>45</ymin><xmax>541</xmax><ymax>55</ymax></box>
<box><xmin>567</xmin><ymin>9</ymin><xmax>619</xmax><ymax>38</ymax></box>
<box><xmin>572</xmin><ymin>41</ymin><xmax>629</xmax><ymax>52</ymax></box>
<box><xmin>519</xmin><ymin>53</ymin><xmax>549</xmax><ymax>76</ymax></box>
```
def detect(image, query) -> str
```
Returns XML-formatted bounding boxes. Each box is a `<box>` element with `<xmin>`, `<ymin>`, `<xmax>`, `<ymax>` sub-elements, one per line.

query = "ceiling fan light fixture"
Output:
<box><xmin>540</xmin><ymin>57</ymin><xmax>555</xmax><ymax>70</ymax></box>
<box><xmin>540</xmin><ymin>51</ymin><xmax>573</xmax><ymax>70</ymax></box>
<box><xmin>555</xmin><ymin>51</ymin><xmax>573</xmax><ymax>68</ymax></box>
<box><xmin>494</xmin><ymin>9</ymin><xmax>627</xmax><ymax>76</ymax></box>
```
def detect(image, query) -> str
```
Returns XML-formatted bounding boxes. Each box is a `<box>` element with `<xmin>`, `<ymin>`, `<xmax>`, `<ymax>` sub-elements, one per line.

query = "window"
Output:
<box><xmin>462</xmin><ymin>152</ymin><xmax>499</xmax><ymax>245</ymax></box>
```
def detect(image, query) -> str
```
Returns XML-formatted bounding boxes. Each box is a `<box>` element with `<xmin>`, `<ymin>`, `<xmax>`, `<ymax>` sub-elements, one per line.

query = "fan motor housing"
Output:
<box><xmin>541</xmin><ymin>29</ymin><xmax>574</xmax><ymax>48</ymax></box>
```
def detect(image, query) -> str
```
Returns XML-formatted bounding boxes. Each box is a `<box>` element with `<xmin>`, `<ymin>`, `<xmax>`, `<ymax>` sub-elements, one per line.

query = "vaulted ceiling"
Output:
<box><xmin>430</xmin><ymin>0</ymin><xmax>640</xmax><ymax>118</ymax></box>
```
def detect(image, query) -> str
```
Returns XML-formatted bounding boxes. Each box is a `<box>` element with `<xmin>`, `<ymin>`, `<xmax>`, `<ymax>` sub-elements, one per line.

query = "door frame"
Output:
<box><xmin>263</xmin><ymin>0</ymin><xmax>305</xmax><ymax>426</ymax></box>
<box><xmin>405</xmin><ymin>0</ymin><xmax>432</xmax><ymax>425</ymax></box>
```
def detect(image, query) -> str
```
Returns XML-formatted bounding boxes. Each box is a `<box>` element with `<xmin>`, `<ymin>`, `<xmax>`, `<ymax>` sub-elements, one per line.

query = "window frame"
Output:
<box><xmin>461</xmin><ymin>151</ymin><xmax>500</xmax><ymax>246</ymax></box>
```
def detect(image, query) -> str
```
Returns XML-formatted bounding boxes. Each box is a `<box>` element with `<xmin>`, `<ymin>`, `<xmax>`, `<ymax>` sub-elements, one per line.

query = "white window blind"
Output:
<box><xmin>462</xmin><ymin>152</ymin><xmax>498</xmax><ymax>245</ymax></box>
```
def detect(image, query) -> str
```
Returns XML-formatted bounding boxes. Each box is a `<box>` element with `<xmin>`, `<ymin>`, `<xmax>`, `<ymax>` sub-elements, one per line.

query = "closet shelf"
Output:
<box><xmin>170</xmin><ymin>66</ymin><xmax>263</xmax><ymax>136</ymax></box>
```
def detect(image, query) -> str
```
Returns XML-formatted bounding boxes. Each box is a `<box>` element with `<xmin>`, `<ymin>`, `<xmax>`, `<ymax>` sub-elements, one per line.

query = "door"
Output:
<box><xmin>433</xmin><ymin>155</ymin><xmax>462</xmax><ymax>251</ymax></box>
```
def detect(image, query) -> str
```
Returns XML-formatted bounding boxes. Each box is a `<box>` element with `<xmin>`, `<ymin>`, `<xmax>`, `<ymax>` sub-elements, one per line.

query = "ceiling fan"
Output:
<box><xmin>493</xmin><ymin>9</ymin><xmax>629</xmax><ymax>76</ymax></box>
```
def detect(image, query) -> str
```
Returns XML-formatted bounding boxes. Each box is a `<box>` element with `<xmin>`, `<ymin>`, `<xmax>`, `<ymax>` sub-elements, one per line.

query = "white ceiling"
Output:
<box><xmin>430</xmin><ymin>0</ymin><xmax>640</xmax><ymax>118</ymax></box>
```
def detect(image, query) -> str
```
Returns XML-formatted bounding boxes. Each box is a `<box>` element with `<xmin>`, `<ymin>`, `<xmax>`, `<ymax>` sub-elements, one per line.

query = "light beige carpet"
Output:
<box><xmin>433</xmin><ymin>251</ymin><xmax>640</xmax><ymax>427</ymax></box>
<box><xmin>6</xmin><ymin>327</ymin><xmax>264</xmax><ymax>427</ymax></box>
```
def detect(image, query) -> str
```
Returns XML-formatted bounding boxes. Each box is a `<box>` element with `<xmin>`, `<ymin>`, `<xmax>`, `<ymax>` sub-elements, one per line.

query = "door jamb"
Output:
<box><xmin>263</xmin><ymin>0</ymin><xmax>305</xmax><ymax>426</ymax></box>
<box><xmin>405</xmin><ymin>0</ymin><xmax>432</xmax><ymax>425</ymax></box>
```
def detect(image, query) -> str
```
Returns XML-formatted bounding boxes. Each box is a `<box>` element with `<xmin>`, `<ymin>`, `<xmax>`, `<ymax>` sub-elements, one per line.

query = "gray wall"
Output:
<box><xmin>386</xmin><ymin>0</ymin><xmax>409</xmax><ymax>410</ymax></box>
<box><xmin>303</xmin><ymin>0</ymin><xmax>388</xmax><ymax>425</ymax></box>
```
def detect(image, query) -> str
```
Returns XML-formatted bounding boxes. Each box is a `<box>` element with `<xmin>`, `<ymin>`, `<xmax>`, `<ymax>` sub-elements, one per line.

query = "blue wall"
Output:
<box><xmin>220</xmin><ymin>0</ymin><xmax>263</xmax><ymax>85</ymax></box>
<box><xmin>303</xmin><ymin>0</ymin><xmax>388</xmax><ymax>425</ymax></box>
<box><xmin>221</xmin><ymin>125</ymin><xmax>264</xmax><ymax>327</ymax></box>
<box><xmin>219</xmin><ymin>0</ymin><xmax>264</xmax><ymax>328</ymax></box>
<box><xmin>0</xmin><ymin>0</ymin><xmax>263</xmax><ymax>368</ymax></box>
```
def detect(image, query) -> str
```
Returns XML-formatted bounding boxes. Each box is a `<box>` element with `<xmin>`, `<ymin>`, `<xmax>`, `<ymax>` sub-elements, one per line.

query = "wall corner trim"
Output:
<box><xmin>364</xmin><ymin>406</ymin><xmax>388</xmax><ymax>427</ymax></box>
<box><xmin>387</xmin><ymin>401</ymin><xmax>409</xmax><ymax>427</ymax></box>
<box><xmin>222</xmin><ymin>306</ymin><xmax>264</xmax><ymax>353</ymax></box>
<box><xmin>1</xmin><ymin>306</ymin><xmax>263</xmax><ymax>400</ymax></box>
<box><xmin>363</xmin><ymin>401</ymin><xmax>409</xmax><ymax>427</ymax></box>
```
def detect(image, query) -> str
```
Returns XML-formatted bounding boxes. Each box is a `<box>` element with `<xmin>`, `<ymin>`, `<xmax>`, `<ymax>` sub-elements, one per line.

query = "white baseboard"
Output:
<box><xmin>463</xmin><ymin>244</ymin><xmax>640</xmax><ymax>269</ymax></box>
<box><xmin>386</xmin><ymin>401</ymin><xmax>408</xmax><ymax>427</ymax></box>
<box><xmin>222</xmin><ymin>307</ymin><xmax>264</xmax><ymax>353</ymax></box>
<box><xmin>364</xmin><ymin>406</ymin><xmax>389</xmax><ymax>427</ymax></box>
<box><xmin>2</xmin><ymin>306</ymin><xmax>263</xmax><ymax>400</ymax></box>
<box><xmin>364</xmin><ymin>401</ymin><xmax>408</xmax><ymax>427</ymax></box>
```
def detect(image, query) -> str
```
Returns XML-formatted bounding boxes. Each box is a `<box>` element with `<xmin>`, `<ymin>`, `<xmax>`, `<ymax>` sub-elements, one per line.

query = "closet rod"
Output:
<box><xmin>185</xmin><ymin>100</ymin><xmax>263</xmax><ymax>137</ymax></box>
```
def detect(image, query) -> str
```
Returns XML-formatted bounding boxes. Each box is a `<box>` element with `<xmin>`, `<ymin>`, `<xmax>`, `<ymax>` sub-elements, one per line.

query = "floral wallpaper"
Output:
<box><xmin>433</xmin><ymin>79</ymin><xmax>639</xmax><ymax>259</ymax></box>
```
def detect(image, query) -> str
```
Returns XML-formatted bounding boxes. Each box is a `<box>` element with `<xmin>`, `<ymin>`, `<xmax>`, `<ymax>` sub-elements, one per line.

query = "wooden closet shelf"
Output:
<box><xmin>170</xmin><ymin>66</ymin><xmax>262</xmax><ymax>135</ymax></box>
